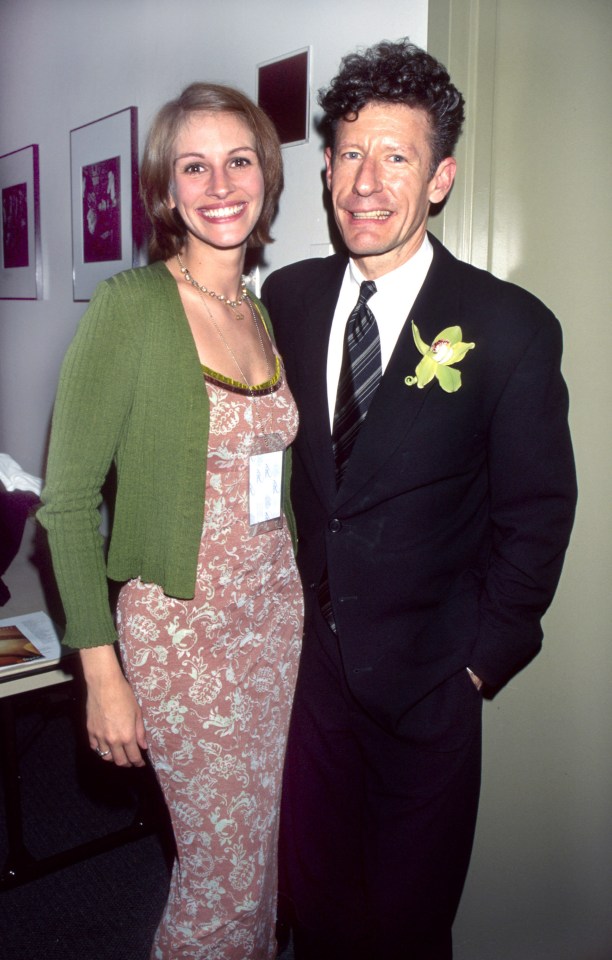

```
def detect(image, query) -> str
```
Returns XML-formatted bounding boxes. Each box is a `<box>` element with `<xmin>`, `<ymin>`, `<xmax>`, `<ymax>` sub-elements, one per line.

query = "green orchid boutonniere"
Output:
<box><xmin>405</xmin><ymin>322</ymin><xmax>475</xmax><ymax>393</ymax></box>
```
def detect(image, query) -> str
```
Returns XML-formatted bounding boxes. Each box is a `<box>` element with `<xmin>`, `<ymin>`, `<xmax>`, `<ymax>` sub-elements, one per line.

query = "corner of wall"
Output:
<box><xmin>427</xmin><ymin>0</ymin><xmax>498</xmax><ymax>269</ymax></box>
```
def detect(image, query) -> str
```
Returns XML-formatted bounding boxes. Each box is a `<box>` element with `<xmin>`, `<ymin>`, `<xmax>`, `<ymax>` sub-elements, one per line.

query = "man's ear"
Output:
<box><xmin>428</xmin><ymin>157</ymin><xmax>457</xmax><ymax>204</ymax></box>
<box><xmin>324</xmin><ymin>147</ymin><xmax>333</xmax><ymax>191</ymax></box>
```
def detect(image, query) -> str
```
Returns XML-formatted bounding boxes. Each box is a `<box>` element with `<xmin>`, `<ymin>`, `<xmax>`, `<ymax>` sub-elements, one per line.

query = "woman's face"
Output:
<box><xmin>167</xmin><ymin>110</ymin><xmax>265</xmax><ymax>254</ymax></box>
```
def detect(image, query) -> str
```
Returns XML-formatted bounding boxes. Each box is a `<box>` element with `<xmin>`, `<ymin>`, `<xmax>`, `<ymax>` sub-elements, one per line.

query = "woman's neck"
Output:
<box><xmin>179</xmin><ymin>240</ymin><xmax>246</xmax><ymax>301</ymax></box>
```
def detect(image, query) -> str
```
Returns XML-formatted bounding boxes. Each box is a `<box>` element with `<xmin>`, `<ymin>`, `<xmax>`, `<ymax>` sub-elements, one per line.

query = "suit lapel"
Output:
<box><xmin>334</xmin><ymin>237</ymin><xmax>461</xmax><ymax>508</ymax></box>
<box><xmin>291</xmin><ymin>256</ymin><xmax>346</xmax><ymax>503</ymax></box>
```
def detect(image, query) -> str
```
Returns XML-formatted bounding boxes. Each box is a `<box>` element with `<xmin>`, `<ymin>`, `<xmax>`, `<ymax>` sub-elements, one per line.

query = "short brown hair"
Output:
<box><xmin>141</xmin><ymin>82</ymin><xmax>283</xmax><ymax>262</ymax></box>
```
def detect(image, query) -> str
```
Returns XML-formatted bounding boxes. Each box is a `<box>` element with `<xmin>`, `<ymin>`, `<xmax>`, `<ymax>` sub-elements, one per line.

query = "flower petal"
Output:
<box><xmin>436</xmin><ymin>365</ymin><xmax>462</xmax><ymax>392</ymax></box>
<box><xmin>415</xmin><ymin>356</ymin><xmax>436</xmax><ymax>388</ymax></box>
<box><xmin>445</xmin><ymin>340</ymin><xmax>475</xmax><ymax>365</ymax></box>
<box><xmin>411</xmin><ymin>321</ymin><xmax>430</xmax><ymax>357</ymax></box>
<box><xmin>432</xmin><ymin>325</ymin><xmax>463</xmax><ymax>346</ymax></box>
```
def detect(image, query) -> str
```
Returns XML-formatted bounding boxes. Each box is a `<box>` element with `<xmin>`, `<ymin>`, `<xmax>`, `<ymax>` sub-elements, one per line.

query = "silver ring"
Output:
<box><xmin>95</xmin><ymin>746</ymin><xmax>111</xmax><ymax>757</ymax></box>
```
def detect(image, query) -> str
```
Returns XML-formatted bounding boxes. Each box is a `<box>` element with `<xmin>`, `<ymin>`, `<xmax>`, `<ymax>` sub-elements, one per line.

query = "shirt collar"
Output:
<box><xmin>347</xmin><ymin>234</ymin><xmax>433</xmax><ymax>297</ymax></box>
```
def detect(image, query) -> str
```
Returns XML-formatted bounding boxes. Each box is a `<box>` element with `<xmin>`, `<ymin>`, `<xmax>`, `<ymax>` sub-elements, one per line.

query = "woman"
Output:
<box><xmin>39</xmin><ymin>83</ymin><xmax>303</xmax><ymax>959</ymax></box>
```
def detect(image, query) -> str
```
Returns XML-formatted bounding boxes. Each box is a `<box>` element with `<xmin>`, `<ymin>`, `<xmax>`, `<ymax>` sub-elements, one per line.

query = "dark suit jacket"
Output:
<box><xmin>262</xmin><ymin>234</ymin><xmax>576</xmax><ymax>733</ymax></box>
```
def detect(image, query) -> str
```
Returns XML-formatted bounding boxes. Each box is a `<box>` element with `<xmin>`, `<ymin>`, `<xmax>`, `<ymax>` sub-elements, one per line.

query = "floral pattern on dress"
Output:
<box><xmin>117</xmin><ymin>368</ymin><xmax>303</xmax><ymax>959</ymax></box>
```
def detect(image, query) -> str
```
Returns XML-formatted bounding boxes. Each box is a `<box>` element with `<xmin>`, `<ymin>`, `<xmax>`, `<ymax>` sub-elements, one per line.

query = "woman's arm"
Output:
<box><xmin>40</xmin><ymin>276</ymin><xmax>147</xmax><ymax>766</ymax></box>
<box><xmin>39</xmin><ymin>278</ymin><xmax>143</xmax><ymax>647</ymax></box>
<box><xmin>80</xmin><ymin>645</ymin><xmax>147</xmax><ymax>767</ymax></box>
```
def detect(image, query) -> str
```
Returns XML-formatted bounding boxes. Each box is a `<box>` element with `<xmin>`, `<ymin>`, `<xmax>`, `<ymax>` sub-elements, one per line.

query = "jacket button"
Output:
<box><xmin>328</xmin><ymin>518</ymin><xmax>342</xmax><ymax>533</ymax></box>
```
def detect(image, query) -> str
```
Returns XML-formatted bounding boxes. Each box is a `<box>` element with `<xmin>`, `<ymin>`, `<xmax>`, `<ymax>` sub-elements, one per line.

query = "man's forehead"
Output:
<box><xmin>333</xmin><ymin>102</ymin><xmax>431</xmax><ymax>150</ymax></box>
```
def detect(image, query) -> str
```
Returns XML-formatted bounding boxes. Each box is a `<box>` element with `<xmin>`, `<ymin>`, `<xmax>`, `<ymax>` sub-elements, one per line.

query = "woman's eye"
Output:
<box><xmin>230</xmin><ymin>157</ymin><xmax>251</xmax><ymax>168</ymax></box>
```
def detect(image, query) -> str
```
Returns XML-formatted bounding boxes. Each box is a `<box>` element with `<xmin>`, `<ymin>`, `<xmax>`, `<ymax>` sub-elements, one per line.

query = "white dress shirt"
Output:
<box><xmin>326</xmin><ymin>236</ymin><xmax>434</xmax><ymax>428</ymax></box>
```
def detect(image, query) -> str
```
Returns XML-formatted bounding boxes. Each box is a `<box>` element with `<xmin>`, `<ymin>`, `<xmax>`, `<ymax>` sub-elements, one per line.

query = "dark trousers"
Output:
<box><xmin>279</xmin><ymin>608</ymin><xmax>482</xmax><ymax>960</ymax></box>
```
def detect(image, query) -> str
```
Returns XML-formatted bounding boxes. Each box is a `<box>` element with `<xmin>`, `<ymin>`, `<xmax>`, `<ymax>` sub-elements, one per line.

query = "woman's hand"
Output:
<box><xmin>80</xmin><ymin>645</ymin><xmax>148</xmax><ymax>767</ymax></box>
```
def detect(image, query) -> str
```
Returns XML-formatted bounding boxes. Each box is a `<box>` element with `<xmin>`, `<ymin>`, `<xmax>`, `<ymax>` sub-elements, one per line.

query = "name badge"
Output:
<box><xmin>248</xmin><ymin>435</ymin><xmax>285</xmax><ymax>534</ymax></box>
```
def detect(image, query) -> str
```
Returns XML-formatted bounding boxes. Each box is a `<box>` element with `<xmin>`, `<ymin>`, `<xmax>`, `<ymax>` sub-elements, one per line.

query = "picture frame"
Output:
<box><xmin>257</xmin><ymin>47</ymin><xmax>310</xmax><ymax>147</ymax></box>
<box><xmin>70</xmin><ymin>106</ymin><xmax>138</xmax><ymax>301</ymax></box>
<box><xmin>0</xmin><ymin>144</ymin><xmax>42</xmax><ymax>300</ymax></box>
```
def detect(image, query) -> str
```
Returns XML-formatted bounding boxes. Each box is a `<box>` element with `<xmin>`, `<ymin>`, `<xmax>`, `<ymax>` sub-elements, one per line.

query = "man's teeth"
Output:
<box><xmin>352</xmin><ymin>210</ymin><xmax>391</xmax><ymax>219</ymax></box>
<box><xmin>204</xmin><ymin>204</ymin><xmax>244</xmax><ymax>218</ymax></box>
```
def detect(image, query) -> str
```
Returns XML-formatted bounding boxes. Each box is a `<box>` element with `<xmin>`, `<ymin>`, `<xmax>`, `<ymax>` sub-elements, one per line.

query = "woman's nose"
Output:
<box><xmin>207</xmin><ymin>166</ymin><xmax>233</xmax><ymax>197</ymax></box>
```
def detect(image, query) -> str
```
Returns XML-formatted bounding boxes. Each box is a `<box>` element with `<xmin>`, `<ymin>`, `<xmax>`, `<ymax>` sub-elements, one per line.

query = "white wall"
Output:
<box><xmin>0</xmin><ymin>0</ymin><xmax>427</xmax><ymax>477</ymax></box>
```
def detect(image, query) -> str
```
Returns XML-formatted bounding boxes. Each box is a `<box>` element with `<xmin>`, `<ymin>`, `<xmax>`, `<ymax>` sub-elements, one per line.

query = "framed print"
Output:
<box><xmin>70</xmin><ymin>106</ymin><xmax>138</xmax><ymax>301</ymax></box>
<box><xmin>0</xmin><ymin>144</ymin><xmax>41</xmax><ymax>299</ymax></box>
<box><xmin>257</xmin><ymin>48</ymin><xmax>310</xmax><ymax>147</ymax></box>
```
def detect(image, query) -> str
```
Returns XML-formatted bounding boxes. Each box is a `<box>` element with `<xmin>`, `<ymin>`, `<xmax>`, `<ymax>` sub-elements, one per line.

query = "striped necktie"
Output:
<box><xmin>332</xmin><ymin>280</ymin><xmax>382</xmax><ymax>485</ymax></box>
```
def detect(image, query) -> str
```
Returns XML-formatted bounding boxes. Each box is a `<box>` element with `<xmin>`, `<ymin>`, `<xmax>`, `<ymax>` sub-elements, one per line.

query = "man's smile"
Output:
<box><xmin>350</xmin><ymin>210</ymin><xmax>393</xmax><ymax>220</ymax></box>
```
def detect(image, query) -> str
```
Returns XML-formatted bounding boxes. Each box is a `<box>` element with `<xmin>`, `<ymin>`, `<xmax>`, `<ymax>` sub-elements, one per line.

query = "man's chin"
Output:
<box><xmin>341</xmin><ymin>237</ymin><xmax>391</xmax><ymax>259</ymax></box>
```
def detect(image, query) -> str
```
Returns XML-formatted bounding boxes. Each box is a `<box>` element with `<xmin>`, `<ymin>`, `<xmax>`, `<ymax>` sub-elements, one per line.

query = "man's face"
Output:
<box><xmin>325</xmin><ymin>102</ymin><xmax>456</xmax><ymax>279</ymax></box>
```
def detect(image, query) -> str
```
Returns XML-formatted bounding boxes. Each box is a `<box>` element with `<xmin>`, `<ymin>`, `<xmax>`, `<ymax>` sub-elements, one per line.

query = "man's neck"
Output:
<box><xmin>350</xmin><ymin>229</ymin><xmax>430</xmax><ymax>281</ymax></box>
<box><xmin>350</xmin><ymin>233</ymin><xmax>432</xmax><ymax>285</ymax></box>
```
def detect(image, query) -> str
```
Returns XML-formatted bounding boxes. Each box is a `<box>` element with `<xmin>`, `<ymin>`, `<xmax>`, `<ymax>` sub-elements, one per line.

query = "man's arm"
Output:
<box><xmin>469</xmin><ymin>309</ymin><xmax>576</xmax><ymax>690</ymax></box>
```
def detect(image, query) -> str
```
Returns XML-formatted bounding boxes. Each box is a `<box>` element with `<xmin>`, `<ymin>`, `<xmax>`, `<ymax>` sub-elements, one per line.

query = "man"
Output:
<box><xmin>262</xmin><ymin>39</ymin><xmax>576</xmax><ymax>960</ymax></box>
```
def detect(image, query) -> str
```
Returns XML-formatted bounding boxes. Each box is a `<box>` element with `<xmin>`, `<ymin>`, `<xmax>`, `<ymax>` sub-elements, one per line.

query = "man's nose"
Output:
<box><xmin>352</xmin><ymin>156</ymin><xmax>383</xmax><ymax>195</ymax></box>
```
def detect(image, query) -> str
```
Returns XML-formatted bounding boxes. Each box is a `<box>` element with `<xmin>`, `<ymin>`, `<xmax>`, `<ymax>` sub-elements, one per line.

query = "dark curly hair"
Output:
<box><xmin>318</xmin><ymin>39</ymin><xmax>465</xmax><ymax>178</ymax></box>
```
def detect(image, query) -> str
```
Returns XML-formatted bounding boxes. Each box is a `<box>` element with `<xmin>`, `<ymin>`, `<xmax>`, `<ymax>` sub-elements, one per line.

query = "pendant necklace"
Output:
<box><xmin>177</xmin><ymin>252</ymin><xmax>248</xmax><ymax>321</ymax></box>
<box><xmin>195</xmin><ymin>286</ymin><xmax>272</xmax><ymax>391</ymax></box>
<box><xmin>190</xmin><ymin>269</ymin><xmax>284</xmax><ymax>536</ymax></box>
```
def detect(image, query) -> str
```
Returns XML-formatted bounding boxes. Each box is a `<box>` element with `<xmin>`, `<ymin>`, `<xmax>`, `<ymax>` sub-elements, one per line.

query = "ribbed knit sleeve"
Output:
<box><xmin>39</xmin><ymin>277</ymin><xmax>144</xmax><ymax>648</ymax></box>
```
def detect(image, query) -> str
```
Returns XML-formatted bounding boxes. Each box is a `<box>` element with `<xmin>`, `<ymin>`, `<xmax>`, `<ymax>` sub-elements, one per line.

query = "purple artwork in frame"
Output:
<box><xmin>0</xmin><ymin>144</ymin><xmax>41</xmax><ymax>299</ymax></box>
<box><xmin>258</xmin><ymin>48</ymin><xmax>310</xmax><ymax>147</ymax></box>
<box><xmin>82</xmin><ymin>156</ymin><xmax>121</xmax><ymax>263</ymax></box>
<box><xmin>2</xmin><ymin>182</ymin><xmax>29</xmax><ymax>268</ymax></box>
<box><xmin>70</xmin><ymin>107</ymin><xmax>138</xmax><ymax>300</ymax></box>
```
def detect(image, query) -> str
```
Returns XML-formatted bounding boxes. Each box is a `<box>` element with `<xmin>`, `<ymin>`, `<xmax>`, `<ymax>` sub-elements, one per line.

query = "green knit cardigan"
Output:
<box><xmin>39</xmin><ymin>260</ymin><xmax>295</xmax><ymax>649</ymax></box>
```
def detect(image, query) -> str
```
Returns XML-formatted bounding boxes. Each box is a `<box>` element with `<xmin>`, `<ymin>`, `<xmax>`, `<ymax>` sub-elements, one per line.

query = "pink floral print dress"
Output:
<box><xmin>116</xmin><ymin>359</ymin><xmax>303</xmax><ymax>959</ymax></box>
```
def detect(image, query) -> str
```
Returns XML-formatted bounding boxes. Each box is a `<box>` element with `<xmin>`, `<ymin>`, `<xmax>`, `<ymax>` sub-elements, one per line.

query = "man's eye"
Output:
<box><xmin>389</xmin><ymin>155</ymin><xmax>406</xmax><ymax>163</ymax></box>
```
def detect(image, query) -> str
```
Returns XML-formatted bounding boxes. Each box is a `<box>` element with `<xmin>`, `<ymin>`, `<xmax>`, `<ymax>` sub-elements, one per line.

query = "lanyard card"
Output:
<box><xmin>248</xmin><ymin>434</ymin><xmax>285</xmax><ymax>534</ymax></box>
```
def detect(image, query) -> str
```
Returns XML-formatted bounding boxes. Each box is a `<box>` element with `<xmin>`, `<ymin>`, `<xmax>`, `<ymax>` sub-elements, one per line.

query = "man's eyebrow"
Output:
<box><xmin>335</xmin><ymin>139</ymin><xmax>421</xmax><ymax>157</ymax></box>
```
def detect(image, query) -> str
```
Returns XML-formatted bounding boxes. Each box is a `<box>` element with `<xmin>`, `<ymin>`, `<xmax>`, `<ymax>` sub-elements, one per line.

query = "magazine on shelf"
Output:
<box><xmin>0</xmin><ymin>611</ymin><xmax>63</xmax><ymax>677</ymax></box>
